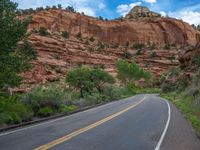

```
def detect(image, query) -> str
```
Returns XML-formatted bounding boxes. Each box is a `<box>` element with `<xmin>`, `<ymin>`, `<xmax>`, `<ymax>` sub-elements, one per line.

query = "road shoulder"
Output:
<box><xmin>160</xmin><ymin>100</ymin><xmax>200</xmax><ymax>150</ymax></box>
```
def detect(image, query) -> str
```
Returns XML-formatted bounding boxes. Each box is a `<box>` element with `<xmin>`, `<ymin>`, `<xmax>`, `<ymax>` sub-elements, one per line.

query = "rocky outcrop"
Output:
<box><xmin>179</xmin><ymin>34</ymin><xmax>200</xmax><ymax>68</ymax></box>
<box><xmin>18</xmin><ymin>7</ymin><xmax>200</xmax><ymax>89</ymax></box>
<box><xmin>27</xmin><ymin>8</ymin><xmax>199</xmax><ymax>46</ymax></box>
<box><xmin>125</xmin><ymin>6</ymin><xmax>161</xmax><ymax>19</ymax></box>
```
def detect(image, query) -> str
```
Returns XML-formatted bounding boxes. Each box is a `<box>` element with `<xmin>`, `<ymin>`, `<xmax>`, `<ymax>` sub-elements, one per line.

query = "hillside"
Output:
<box><xmin>19</xmin><ymin>6</ymin><xmax>200</xmax><ymax>90</ymax></box>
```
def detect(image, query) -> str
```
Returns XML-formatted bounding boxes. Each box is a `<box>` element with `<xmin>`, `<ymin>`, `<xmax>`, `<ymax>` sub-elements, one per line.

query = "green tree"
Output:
<box><xmin>116</xmin><ymin>60</ymin><xmax>151</xmax><ymax>85</ymax></box>
<box><xmin>66</xmin><ymin>6</ymin><xmax>75</xmax><ymax>13</ymax></box>
<box><xmin>66</xmin><ymin>67</ymin><xmax>115</xmax><ymax>97</ymax></box>
<box><xmin>91</xmin><ymin>69</ymin><xmax>115</xmax><ymax>93</ymax></box>
<box><xmin>57</xmin><ymin>4</ymin><xmax>62</xmax><ymax>9</ymax></box>
<box><xmin>0</xmin><ymin>0</ymin><xmax>36</xmax><ymax>91</ymax></box>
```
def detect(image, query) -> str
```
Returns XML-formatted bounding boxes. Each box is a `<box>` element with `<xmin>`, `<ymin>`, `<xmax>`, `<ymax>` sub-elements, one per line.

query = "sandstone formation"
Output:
<box><xmin>18</xmin><ymin>6</ymin><xmax>200</xmax><ymax>89</ymax></box>
<box><xmin>125</xmin><ymin>6</ymin><xmax>161</xmax><ymax>19</ymax></box>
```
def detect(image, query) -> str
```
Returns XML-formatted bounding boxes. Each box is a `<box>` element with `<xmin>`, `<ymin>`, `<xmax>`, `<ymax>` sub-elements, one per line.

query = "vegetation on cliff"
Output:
<box><xmin>161</xmin><ymin>45</ymin><xmax>200</xmax><ymax>134</ymax></box>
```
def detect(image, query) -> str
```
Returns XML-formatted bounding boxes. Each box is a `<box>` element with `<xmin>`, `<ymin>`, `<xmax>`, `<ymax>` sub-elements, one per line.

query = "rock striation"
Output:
<box><xmin>17</xmin><ymin>6</ymin><xmax>200</xmax><ymax>89</ymax></box>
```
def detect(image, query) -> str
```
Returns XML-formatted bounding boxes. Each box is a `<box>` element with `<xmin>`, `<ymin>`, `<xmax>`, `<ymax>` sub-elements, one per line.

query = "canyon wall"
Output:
<box><xmin>18</xmin><ymin>7</ymin><xmax>200</xmax><ymax>90</ymax></box>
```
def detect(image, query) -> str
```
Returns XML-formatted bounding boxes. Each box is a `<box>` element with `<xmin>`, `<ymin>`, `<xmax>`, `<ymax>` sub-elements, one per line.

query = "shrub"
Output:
<box><xmin>0</xmin><ymin>95</ymin><xmax>34</xmax><ymax>124</ymax></box>
<box><xmin>192</xmin><ymin>55</ymin><xmax>200</xmax><ymax>67</ymax></box>
<box><xmin>88</xmin><ymin>47</ymin><xmax>95</xmax><ymax>52</ymax></box>
<box><xmin>183</xmin><ymin>87</ymin><xmax>199</xmax><ymax>98</ymax></box>
<box><xmin>89</xmin><ymin>36</ymin><xmax>95</xmax><ymax>42</ymax></box>
<box><xmin>84</xmin><ymin>93</ymin><xmax>109</xmax><ymax>105</ymax></box>
<box><xmin>164</xmin><ymin>43</ymin><xmax>171</xmax><ymax>49</ymax></box>
<box><xmin>0</xmin><ymin>112</ymin><xmax>13</xmax><ymax>125</ymax></box>
<box><xmin>76</xmin><ymin>32</ymin><xmax>82</xmax><ymax>40</ymax></box>
<box><xmin>55</xmin><ymin>66</ymin><xmax>62</xmax><ymax>73</ymax></box>
<box><xmin>135</xmin><ymin>49</ymin><xmax>142</xmax><ymax>55</ymax></box>
<box><xmin>161</xmin><ymin>82</ymin><xmax>176</xmax><ymax>92</ymax></box>
<box><xmin>122</xmin><ymin>51</ymin><xmax>132</xmax><ymax>59</ymax></box>
<box><xmin>150</xmin><ymin>52</ymin><xmax>157</xmax><ymax>58</ymax></box>
<box><xmin>38</xmin><ymin>27</ymin><xmax>50</xmax><ymax>36</ymax></box>
<box><xmin>124</xmin><ymin>41</ymin><xmax>129</xmax><ymax>48</ymax></box>
<box><xmin>110</xmin><ymin>43</ymin><xmax>118</xmax><ymax>48</ymax></box>
<box><xmin>4</xmin><ymin>103</ymin><xmax>33</xmax><ymax>122</ymax></box>
<box><xmin>52</xmin><ymin>54</ymin><xmax>60</xmax><ymax>60</ymax></box>
<box><xmin>38</xmin><ymin>107</ymin><xmax>54</xmax><ymax>117</ymax></box>
<box><xmin>132</xmin><ymin>43</ymin><xmax>145</xmax><ymax>49</ymax></box>
<box><xmin>102</xmin><ymin>85</ymin><xmax>121</xmax><ymax>100</ymax></box>
<box><xmin>22</xmin><ymin>85</ymin><xmax>67</xmax><ymax>113</ymax></box>
<box><xmin>0</xmin><ymin>111</ymin><xmax>22</xmax><ymax>125</ymax></box>
<box><xmin>61</xmin><ymin>31</ymin><xmax>69</xmax><ymax>39</ymax></box>
<box><xmin>97</xmin><ymin>41</ymin><xmax>105</xmax><ymax>50</ymax></box>
<box><xmin>59</xmin><ymin>105</ymin><xmax>78</xmax><ymax>113</ymax></box>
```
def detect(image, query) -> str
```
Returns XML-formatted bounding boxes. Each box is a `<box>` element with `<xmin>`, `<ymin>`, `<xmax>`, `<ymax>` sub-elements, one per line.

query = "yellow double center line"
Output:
<box><xmin>35</xmin><ymin>96</ymin><xmax>146</xmax><ymax>150</ymax></box>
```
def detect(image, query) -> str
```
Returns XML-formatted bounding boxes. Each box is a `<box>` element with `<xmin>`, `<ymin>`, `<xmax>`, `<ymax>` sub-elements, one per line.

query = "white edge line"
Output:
<box><xmin>0</xmin><ymin>95</ymin><xmax>141</xmax><ymax>137</ymax></box>
<box><xmin>155</xmin><ymin>99</ymin><xmax>171</xmax><ymax>150</ymax></box>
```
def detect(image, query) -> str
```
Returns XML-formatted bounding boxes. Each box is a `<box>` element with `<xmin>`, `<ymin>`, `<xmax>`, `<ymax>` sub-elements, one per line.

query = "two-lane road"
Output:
<box><xmin>0</xmin><ymin>94</ymin><xmax>200</xmax><ymax>150</ymax></box>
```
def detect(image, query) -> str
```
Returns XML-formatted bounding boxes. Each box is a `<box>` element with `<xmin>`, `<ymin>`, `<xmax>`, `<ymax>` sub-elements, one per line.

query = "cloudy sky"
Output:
<box><xmin>12</xmin><ymin>0</ymin><xmax>200</xmax><ymax>25</ymax></box>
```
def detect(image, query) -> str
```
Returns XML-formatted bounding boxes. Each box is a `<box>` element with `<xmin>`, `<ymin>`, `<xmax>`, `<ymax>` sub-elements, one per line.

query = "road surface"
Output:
<box><xmin>0</xmin><ymin>94</ymin><xmax>200</xmax><ymax>150</ymax></box>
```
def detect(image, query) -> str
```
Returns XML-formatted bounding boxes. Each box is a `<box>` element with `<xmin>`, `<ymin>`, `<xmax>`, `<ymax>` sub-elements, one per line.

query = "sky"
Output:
<box><xmin>12</xmin><ymin>0</ymin><xmax>200</xmax><ymax>25</ymax></box>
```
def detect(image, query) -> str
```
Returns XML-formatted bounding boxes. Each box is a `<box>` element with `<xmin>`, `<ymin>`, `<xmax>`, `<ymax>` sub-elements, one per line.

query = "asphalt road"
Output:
<box><xmin>0</xmin><ymin>94</ymin><xmax>200</xmax><ymax>150</ymax></box>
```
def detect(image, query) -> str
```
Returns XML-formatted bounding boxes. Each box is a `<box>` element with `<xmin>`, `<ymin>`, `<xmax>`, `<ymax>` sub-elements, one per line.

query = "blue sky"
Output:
<box><xmin>12</xmin><ymin>0</ymin><xmax>200</xmax><ymax>25</ymax></box>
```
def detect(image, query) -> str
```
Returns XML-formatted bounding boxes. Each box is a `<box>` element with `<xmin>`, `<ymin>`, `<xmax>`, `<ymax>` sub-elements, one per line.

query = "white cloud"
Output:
<box><xmin>98</xmin><ymin>3</ymin><xmax>106</xmax><ymax>10</ymax></box>
<box><xmin>76</xmin><ymin>7</ymin><xmax>96</xmax><ymax>16</ymax></box>
<box><xmin>169</xmin><ymin>11</ymin><xmax>200</xmax><ymax>26</ymax></box>
<box><xmin>167</xmin><ymin>4</ymin><xmax>200</xmax><ymax>25</ymax></box>
<box><xmin>116</xmin><ymin>2</ymin><xmax>142</xmax><ymax>16</ymax></box>
<box><xmin>160</xmin><ymin>11</ymin><xmax>166</xmax><ymax>17</ymax></box>
<box><xmin>143</xmin><ymin>0</ymin><xmax>157</xmax><ymax>4</ymax></box>
<box><xmin>12</xmin><ymin>0</ymin><xmax>106</xmax><ymax>17</ymax></box>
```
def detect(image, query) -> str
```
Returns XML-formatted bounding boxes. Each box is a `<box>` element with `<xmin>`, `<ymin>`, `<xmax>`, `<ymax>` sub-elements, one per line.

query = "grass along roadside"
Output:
<box><xmin>161</xmin><ymin>93</ymin><xmax>200</xmax><ymax>135</ymax></box>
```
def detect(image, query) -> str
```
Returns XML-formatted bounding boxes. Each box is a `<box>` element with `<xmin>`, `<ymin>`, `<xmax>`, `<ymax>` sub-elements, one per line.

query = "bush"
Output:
<box><xmin>192</xmin><ymin>55</ymin><xmax>200</xmax><ymax>67</ymax></box>
<box><xmin>148</xmin><ymin>42</ymin><xmax>156</xmax><ymax>50</ymax></box>
<box><xmin>132</xmin><ymin>43</ymin><xmax>145</xmax><ymax>49</ymax></box>
<box><xmin>164</xmin><ymin>43</ymin><xmax>171</xmax><ymax>49</ymax></box>
<box><xmin>38</xmin><ymin>27</ymin><xmax>50</xmax><ymax>36</ymax></box>
<box><xmin>122</xmin><ymin>51</ymin><xmax>132</xmax><ymax>59</ymax></box>
<box><xmin>61</xmin><ymin>31</ymin><xmax>69</xmax><ymax>39</ymax></box>
<box><xmin>150</xmin><ymin>52</ymin><xmax>157</xmax><ymax>58</ymax></box>
<box><xmin>59</xmin><ymin>105</ymin><xmax>78</xmax><ymax>113</ymax></box>
<box><xmin>110</xmin><ymin>43</ymin><xmax>118</xmax><ymax>48</ymax></box>
<box><xmin>102</xmin><ymin>85</ymin><xmax>121</xmax><ymax>100</ymax></box>
<box><xmin>76</xmin><ymin>32</ymin><xmax>82</xmax><ymax>40</ymax></box>
<box><xmin>135</xmin><ymin>49</ymin><xmax>142</xmax><ymax>55</ymax></box>
<box><xmin>4</xmin><ymin>103</ymin><xmax>33</xmax><ymax>122</ymax></box>
<box><xmin>0</xmin><ymin>112</ymin><xmax>21</xmax><ymax>125</ymax></box>
<box><xmin>183</xmin><ymin>87</ymin><xmax>199</xmax><ymax>98</ymax></box>
<box><xmin>0</xmin><ymin>95</ymin><xmax>34</xmax><ymax>125</ymax></box>
<box><xmin>161</xmin><ymin>82</ymin><xmax>176</xmax><ymax>92</ymax></box>
<box><xmin>22</xmin><ymin>85</ymin><xmax>68</xmax><ymax>113</ymax></box>
<box><xmin>89</xmin><ymin>36</ymin><xmax>95</xmax><ymax>42</ymax></box>
<box><xmin>38</xmin><ymin>107</ymin><xmax>54</xmax><ymax>117</ymax></box>
<box><xmin>0</xmin><ymin>112</ymin><xmax>13</xmax><ymax>125</ymax></box>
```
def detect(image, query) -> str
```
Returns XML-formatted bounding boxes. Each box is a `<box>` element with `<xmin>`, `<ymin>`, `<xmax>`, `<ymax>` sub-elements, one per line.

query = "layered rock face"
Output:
<box><xmin>125</xmin><ymin>6</ymin><xmax>161</xmax><ymax>19</ymax></box>
<box><xmin>19</xmin><ymin>6</ymin><xmax>200</xmax><ymax>89</ymax></box>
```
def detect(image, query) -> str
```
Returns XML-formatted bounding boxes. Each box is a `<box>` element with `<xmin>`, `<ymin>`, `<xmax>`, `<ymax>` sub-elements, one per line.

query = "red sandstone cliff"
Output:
<box><xmin>18</xmin><ymin>7</ymin><xmax>200</xmax><ymax>90</ymax></box>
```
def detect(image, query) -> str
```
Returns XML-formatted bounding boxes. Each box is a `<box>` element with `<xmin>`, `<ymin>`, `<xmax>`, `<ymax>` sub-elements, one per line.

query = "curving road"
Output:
<box><xmin>0</xmin><ymin>94</ymin><xmax>200</xmax><ymax>150</ymax></box>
